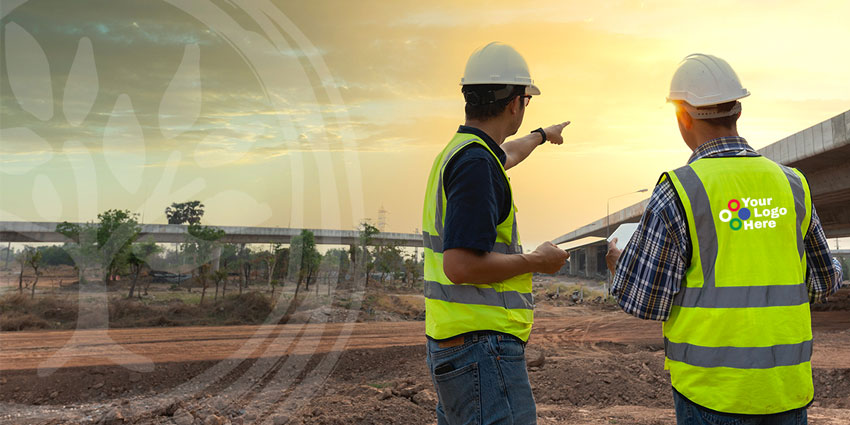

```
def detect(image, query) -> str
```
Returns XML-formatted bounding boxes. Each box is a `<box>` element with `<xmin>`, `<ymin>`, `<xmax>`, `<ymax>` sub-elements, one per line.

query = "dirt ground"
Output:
<box><xmin>1</xmin><ymin>281</ymin><xmax>849</xmax><ymax>424</ymax></box>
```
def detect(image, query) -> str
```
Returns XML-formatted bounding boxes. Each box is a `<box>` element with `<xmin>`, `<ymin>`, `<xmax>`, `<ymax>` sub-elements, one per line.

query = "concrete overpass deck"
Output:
<box><xmin>0</xmin><ymin>221</ymin><xmax>423</xmax><ymax>247</ymax></box>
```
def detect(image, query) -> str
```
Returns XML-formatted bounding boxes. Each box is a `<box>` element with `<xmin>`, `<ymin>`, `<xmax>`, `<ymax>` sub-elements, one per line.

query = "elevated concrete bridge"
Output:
<box><xmin>0</xmin><ymin>221</ymin><xmax>423</xmax><ymax>248</ymax></box>
<box><xmin>555</xmin><ymin>109</ymin><xmax>850</xmax><ymax>278</ymax></box>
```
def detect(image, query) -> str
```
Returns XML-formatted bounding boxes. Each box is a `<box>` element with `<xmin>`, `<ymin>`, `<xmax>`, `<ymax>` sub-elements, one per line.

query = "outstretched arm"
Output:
<box><xmin>503</xmin><ymin>121</ymin><xmax>570</xmax><ymax>170</ymax></box>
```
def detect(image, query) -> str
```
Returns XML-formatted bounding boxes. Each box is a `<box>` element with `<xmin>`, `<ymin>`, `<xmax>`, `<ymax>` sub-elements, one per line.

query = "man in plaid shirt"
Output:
<box><xmin>607</xmin><ymin>137</ymin><xmax>843</xmax><ymax>321</ymax></box>
<box><xmin>606</xmin><ymin>54</ymin><xmax>843</xmax><ymax>424</ymax></box>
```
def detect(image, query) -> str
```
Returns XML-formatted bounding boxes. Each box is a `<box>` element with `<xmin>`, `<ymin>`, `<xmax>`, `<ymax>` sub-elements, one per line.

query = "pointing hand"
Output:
<box><xmin>543</xmin><ymin>121</ymin><xmax>570</xmax><ymax>145</ymax></box>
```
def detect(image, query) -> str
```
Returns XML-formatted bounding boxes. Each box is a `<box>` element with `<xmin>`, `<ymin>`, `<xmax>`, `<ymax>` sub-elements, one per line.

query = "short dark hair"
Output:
<box><xmin>701</xmin><ymin>101</ymin><xmax>740</xmax><ymax>129</ymax></box>
<box><xmin>462</xmin><ymin>84</ymin><xmax>525</xmax><ymax>121</ymax></box>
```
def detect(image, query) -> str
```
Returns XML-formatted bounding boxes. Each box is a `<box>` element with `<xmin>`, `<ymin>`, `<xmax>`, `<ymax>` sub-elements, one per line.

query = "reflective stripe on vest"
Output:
<box><xmin>424</xmin><ymin>280</ymin><xmax>534</xmax><ymax>310</ymax></box>
<box><xmin>663</xmin><ymin>156</ymin><xmax>814</xmax><ymax>415</ymax></box>
<box><xmin>665</xmin><ymin>338</ymin><xmax>812</xmax><ymax>369</ymax></box>
<box><xmin>422</xmin><ymin>132</ymin><xmax>533</xmax><ymax>341</ymax></box>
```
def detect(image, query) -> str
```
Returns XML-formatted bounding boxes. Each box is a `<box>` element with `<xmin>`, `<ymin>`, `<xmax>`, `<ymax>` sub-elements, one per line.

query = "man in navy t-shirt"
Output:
<box><xmin>423</xmin><ymin>42</ymin><xmax>571</xmax><ymax>425</ymax></box>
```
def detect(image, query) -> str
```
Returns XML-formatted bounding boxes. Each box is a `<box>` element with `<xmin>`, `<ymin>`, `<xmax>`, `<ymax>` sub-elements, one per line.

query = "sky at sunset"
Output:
<box><xmin>1</xmin><ymin>0</ymin><xmax>849</xmax><ymax>249</ymax></box>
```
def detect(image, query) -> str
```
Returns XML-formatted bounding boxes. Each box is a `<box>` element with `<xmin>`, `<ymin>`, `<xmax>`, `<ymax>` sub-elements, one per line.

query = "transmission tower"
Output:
<box><xmin>377</xmin><ymin>205</ymin><xmax>388</xmax><ymax>232</ymax></box>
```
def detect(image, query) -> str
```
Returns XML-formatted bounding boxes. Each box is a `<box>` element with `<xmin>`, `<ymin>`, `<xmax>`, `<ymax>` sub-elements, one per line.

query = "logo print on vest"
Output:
<box><xmin>718</xmin><ymin>198</ymin><xmax>787</xmax><ymax>231</ymax></box>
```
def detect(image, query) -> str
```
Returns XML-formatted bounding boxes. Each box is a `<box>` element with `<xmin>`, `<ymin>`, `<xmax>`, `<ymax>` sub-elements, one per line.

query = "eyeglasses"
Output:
<box><xmin>521</xmin><ymin>95</ymin><xmax>532</xmax><ymax>107</ymax></box>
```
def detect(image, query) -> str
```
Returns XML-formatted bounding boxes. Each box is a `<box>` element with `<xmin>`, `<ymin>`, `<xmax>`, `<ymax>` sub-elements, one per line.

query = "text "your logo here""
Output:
<box><xmin>718</xmin><ymin>197</ymin><xmax>788</xmax><ymax>231</ymax></box>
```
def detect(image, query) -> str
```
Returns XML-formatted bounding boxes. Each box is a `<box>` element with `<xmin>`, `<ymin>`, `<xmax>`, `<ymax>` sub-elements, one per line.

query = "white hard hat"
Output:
<box><xmin>667</xmin><ymin>53</ymin><xmax>750</xmax><ymax>117</ymax></box>
<box><xmin>461</xmin><ymin>42</ymin><xmax>540</xmax><ymax>96</ymax></box>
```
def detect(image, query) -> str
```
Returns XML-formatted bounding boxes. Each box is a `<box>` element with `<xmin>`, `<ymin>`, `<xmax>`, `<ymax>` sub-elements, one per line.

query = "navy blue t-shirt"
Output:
<box><xmin>442</xmin><ymin>125</ymin><xmax>512</xmax><ymax>253</ymax></box>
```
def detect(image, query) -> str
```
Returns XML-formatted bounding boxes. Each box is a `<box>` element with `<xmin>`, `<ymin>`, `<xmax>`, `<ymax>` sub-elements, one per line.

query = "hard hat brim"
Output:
<box><xmin>525</xmin><ymin>84</ymin><xmax>541</xmax><ymax>96</ymax></box>
<box><xmin>666</xmin><ymin>90</ymin><xmax>750</xmax><ymax>107</ymax></box>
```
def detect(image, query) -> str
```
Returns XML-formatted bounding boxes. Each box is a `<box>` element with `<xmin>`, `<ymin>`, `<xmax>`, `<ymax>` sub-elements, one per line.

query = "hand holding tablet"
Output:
<box><xmin>606</xmin><ymin>223</ymin><xmax>639</xmax><ymax>251</ymax></box>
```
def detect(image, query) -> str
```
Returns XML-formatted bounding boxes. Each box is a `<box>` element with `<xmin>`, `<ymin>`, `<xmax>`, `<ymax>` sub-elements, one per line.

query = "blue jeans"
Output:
<box><xmin>426</xmin><ymin>332</ymin><xmax>536</xmax><ymax>425</ymax></box>
<box><xmin>673</xmin><ymin>388</ymin><xmax>807</xmax><ymax>425</ymax></box>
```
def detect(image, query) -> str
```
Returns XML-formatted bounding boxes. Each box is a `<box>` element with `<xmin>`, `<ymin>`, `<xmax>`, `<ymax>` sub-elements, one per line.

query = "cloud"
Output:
<box><xmin>0</xmin><ymin>127</ymin><xmax>53</xmax><ymax>174</ymax></box>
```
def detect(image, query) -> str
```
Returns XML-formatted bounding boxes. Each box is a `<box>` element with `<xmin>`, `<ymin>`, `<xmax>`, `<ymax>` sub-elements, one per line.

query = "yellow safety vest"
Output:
<box><xmin>422</xmin><ymin>131</ymin><xmax>534</xmax><ymax>341</ymax></box>
<box><xmin>663</xmin><ymin>155</ymin><xmax>814</xmax><ymax>414</ymax></box>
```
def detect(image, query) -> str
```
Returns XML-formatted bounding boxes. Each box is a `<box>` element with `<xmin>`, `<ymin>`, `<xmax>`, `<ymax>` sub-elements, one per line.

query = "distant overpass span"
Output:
<box><xmin>0</xmin><ymin>221</ymin><xmax>423</xmax><ymax>248</ymax></box>
<box><xmin>555</xmin><ymin>109</ymin><xmax>850</xmax><ymax>278</ymax></box>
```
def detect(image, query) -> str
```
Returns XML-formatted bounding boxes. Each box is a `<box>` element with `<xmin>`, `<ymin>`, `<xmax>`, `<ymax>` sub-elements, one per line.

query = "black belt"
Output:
<box><xmin>428</xmin><ymin>330</ymin><xmax>525</xmax><ymax>348</ymax></box>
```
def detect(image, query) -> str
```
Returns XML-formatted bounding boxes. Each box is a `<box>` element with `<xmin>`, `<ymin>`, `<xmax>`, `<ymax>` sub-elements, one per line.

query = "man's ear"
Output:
<box><xmin>676</xmin><ymin>104</ymin><xmax>693</xmax><ymax>130</ymax></box>
<box><xmin>509</xmin><ymin>96</ymin><xmax>520</xmax><ymax>115</ymax></box>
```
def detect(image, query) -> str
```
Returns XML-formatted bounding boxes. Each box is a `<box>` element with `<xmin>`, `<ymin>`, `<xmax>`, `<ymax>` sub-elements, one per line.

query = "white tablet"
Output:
<box><xmin>607</xmin><ymin>223</ymin><xmax>640</xmax><ymax>251</ymax></box>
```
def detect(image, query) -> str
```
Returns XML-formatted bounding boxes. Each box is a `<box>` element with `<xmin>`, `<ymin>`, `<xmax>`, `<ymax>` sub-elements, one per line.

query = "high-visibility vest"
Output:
<box><xmin>663</xmin><ymin>155</ymin><xmax>814</xmax><ymax>414</ymax></box>
<box><xmin>422</xmin><ymin>131</ymin><xmax>534</xmax><ymax>341</ymax></box>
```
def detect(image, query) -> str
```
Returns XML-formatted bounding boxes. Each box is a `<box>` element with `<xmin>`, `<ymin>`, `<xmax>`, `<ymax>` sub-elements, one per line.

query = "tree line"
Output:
<box><xmin>9</xmin><ymin>201</ymin><xmax>422</xmax><ymax>302</ymax></box>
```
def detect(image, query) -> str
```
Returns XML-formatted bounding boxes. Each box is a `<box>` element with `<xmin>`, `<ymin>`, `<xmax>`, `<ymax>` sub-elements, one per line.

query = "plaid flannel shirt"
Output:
<box><xmin>611</xmin><ymin>136</ymin><xmax>844</xmax><ymax>321</ymax></box>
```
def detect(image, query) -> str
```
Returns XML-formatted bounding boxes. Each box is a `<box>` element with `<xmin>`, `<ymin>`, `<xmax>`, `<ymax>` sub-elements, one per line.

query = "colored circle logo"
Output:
<box><xmin>718</xmin><ymin>199</ymin><xmax>751</xmax><ymax>231</ymax></box>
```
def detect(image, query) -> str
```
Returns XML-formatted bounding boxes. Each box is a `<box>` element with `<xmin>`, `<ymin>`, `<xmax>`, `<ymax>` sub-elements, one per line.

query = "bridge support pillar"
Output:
<box><xmin>569</xmin><ymin>250</ymin><xmax>578</xmax><ymax>275</ymax></box>
<box><xmin>585</xmin><ymin>246</ymin><xmax>598</xmax><ymax>279</ymax></box>
<box><xmin>212</xmin><ymin>245</ymin><xmax>222</xmax><ymax>272</ymax></box>
<box><xmin>349</xmin><ymin>244</ymin><xmax>357</xmax><ymax>274</ymax></box>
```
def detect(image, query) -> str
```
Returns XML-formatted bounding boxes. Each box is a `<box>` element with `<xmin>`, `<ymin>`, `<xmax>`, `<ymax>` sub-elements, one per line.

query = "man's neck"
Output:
<box><xmin>464</xmin><ymin>119</ymin><xmax>508</xmax><ymax>145</ymax></box>
<box><xmin>689</xmin><ymin>127</ymin><xmax>740</xmax><ymax>152</ymax></box>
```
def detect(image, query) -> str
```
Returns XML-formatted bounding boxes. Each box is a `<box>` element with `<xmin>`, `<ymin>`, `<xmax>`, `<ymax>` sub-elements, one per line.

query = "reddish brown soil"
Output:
<box><xmin>1</xmin><ymin>305</ymin><xmax>849</xmax><ymax>424</ymax></box>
